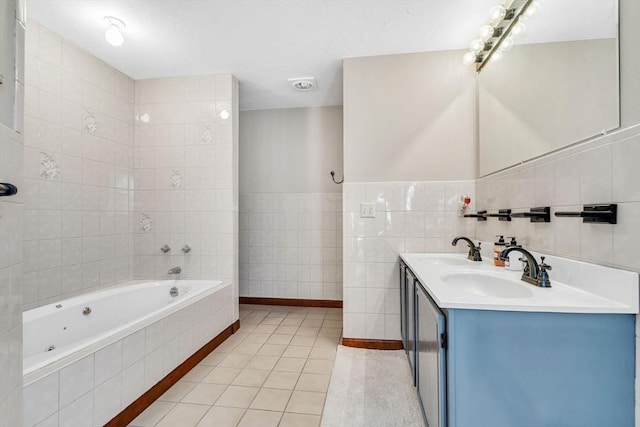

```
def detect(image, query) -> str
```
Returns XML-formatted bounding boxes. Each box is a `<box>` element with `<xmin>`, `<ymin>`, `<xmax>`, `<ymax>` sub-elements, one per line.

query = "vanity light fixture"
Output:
<box><xmin>104</xmin><ymin>16</ymin><xmax>126</xmax><ymax>46</ymax></box>
<box><xmin>462</xmin><ymin>0</ymin><xmax>540</xmax><ymax>71</ymax></box>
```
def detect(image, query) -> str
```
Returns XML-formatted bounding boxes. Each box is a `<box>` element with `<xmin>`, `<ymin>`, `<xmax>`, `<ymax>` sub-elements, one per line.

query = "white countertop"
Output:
<box><xmin>400</xmin><ymin>252</ymin><xmax>639</xmax><ymax>314</ymax></box>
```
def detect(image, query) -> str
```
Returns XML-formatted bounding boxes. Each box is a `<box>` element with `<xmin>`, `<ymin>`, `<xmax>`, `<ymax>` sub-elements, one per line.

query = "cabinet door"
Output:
<box><xmin>399</xmin><ymin>261</ymin><xmax>407</xmax><ymax>351</ymax></box>
<box><xmin>406</xmin><ymin>268</ymin><xmax>417</xmax><ymax>384</ymax></box>
<box><xmin>416</xmin><ymin>283</ymin><xmax>446</xmax><ymax>427</ymax></box>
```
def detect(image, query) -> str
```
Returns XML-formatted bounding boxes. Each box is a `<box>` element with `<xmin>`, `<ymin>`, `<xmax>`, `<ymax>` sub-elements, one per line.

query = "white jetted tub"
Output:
<box><xmin>23</xmin><ymin>280</ymin><xmax>235</xmax><ymax>427</ymax></box>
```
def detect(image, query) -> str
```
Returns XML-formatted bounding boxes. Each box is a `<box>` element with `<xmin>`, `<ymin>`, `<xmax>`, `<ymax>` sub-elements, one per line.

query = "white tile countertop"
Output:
<box><xmin>400</xmin><ymin>252</ymin><xmax>639</xmax><ymax>314</ymax></box>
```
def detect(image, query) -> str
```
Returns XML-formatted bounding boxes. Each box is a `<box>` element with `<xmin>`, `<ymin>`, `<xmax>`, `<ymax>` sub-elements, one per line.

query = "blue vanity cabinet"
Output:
<box><xmin>399</xmin><ymin>260</ymin><xmax>636</xmax><ymax>427</ymax></box>
<box><xmin>444</xmin><ymin>309</ymin><xmax>635</xmax><ymax>427</ymax></box>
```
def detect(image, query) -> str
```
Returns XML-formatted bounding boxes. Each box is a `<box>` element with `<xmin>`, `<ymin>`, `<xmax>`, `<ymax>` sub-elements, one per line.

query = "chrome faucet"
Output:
<box><xmin>500</xmin><ymin>247</ymin><xmax>552</xmax><ymax>287</ymax></box>
<box><xmin>451</xmin><ymin>237</ymin><xmax>482</xmax><ymax>261</ymax></box>
<box><xmin>168</xmin><ymin>266</ymin><xmax>181</xmax><ymax>275</ymax></box>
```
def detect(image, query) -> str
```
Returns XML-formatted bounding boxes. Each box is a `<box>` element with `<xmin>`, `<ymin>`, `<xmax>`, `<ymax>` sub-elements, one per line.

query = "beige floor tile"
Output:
<box><xmin>246</xmin><ymin>355</ymin><xmax>280</xmax><ymax>371</ymax></box>
<box><xmin>159</xmin><ymin>380</ymin><xmax>197</xmax><ymax>402</ymax></box>
<box><xmin>308</xmin><ymin>346</ymin><xmax>336</xmax><ymax>360</ymax></box>
<box><xmin>231</xmin><ymin>342</ymin><xmax>263</xmax><ymax>355</ymax></box>
<box><xmin>231</xmin><ymin>369</ymin><xmax>271</xmax><ymax>387</ymax></box>
<box><xmin>295</xmin><ymin>327</ymin><xmax>320</xmax><ymax>337</ymax></box>
<box><xmin>181</xmin><ymin>383</ymin><xmax>228</xmax><ymax>405</ymax></box>
<box><xmin>219</xmin><ymin>353</ymin><xmax>253</xmax><ymax>368</ymax></box>
<box><xmin>242</xmin><ymin>333</ymin><xmax>271</xmax><ymax>344</ymax></box>
<box><xmin>214</xmin><ymin>385</ymin><xmax>260</xmax><ymax>408</ymax></box>
<box><xmin>256</xmin><ymin>344</ymin><xmax>287</xmax><ymax>357</ymax></box>
<box><xmin>282</xmin><ymin>345</ymin><xmax>311</xmax><ymax>359</ymax></box>
<box><xmin>285</xmin><ymin>312</ymin><xmax>306</xmax><ymax>319</ymax></box>
<box><xmin>262</xmin><ymin>370</ymin><xmax>301</xmax><ymax>390</ymax></box>
<box><xmin>289</xmin><ymin>335</ymin><xmax>316</xmax><ymax>347</ymax></box>
<box><xmin>285</xmin><ymin>391</ymin><xmax>326</xmax><ymax>415</ymax></box>
<box><xmin>274</xmin><ymin>357</ymin><xmax>307</xmax><ymax>373</ymax></box>
<box><xmin>305</xmin><ymin>312</ymin><xmax>327</xmax><ymax>319</ymax></box>
<box><xmin>303</xmin><ymin>359</ymin><xmax>334</xmax><ymax>375</ymax></box>
<box><xmin>295</xmin><ymin>373</ymin><xmax>331</xmax><ymax>392</ymax></box>
<box><xmin>198</xmin><ymin>352</ymin><xmax>227</xmax><ymax>367</ymax></box>
<box><xmin>266</xmin><ymin>334</ymin><xmax>293</xmax><ymax>345</ymax></box>
<box><xmin>156</xmin><ymin>403</ymin><xmax>209</xmax><ymax>427</ymax></box>
<box><xmin>201</xmin><ymin>366</ymin><xmax>242</xmax><ymax>384</ymax></box>
<box><xmin>195</xmin><ymin>406</ymin><xmax>246</xmax><ymax>427</ymax></box>
<box><xmin>130</xmin><ymin>401</ymin><xmax>176</xmax><ymax>426</ymax></box>
<box><xmin>252</xmin><ymin>324</ymin><xmax>278</xmax><ymax>334</ymax></box>
<box><xmin>280</xmin><ymin>317</ymin><xmax>303</xmax><ymax>327</ymax></box>
<box><xmin>260</xmin><ymin>316</ymin><xmax>283</xmax><ymax>324</ymax></box>
<box><xmin>237</xmin><ymin>409</ymin><xmax>282</xmax><ymax>427</ymax></box>
<box><xmin>182</xmin><ymin>365</ymin><xmax>214</xmax><ymax>382</ymax></box>
<box><xmin>301</xmin><ymin>318</ymin><xmax>323</xmax><ymax>328</ymax></box>
<box><xmin>279</xmin><ymin>412</ymin><xmax>321</xmax><ymax>427</ymax></box>
<box><xmin>275</xmin><ymin>325</ymin><xmax>299</xmax><ymax>335</ymax></box>
<box><xmin>322</xmin><ymin>320</ymin><xmax>342</xmax><ymax>328</ymax></box>
<box><xmin>249</xmin><ymin>388</ymin><xmax>292</xmax><ymax>411</ymax></box>
<box><xmin>318</xmin><ymin>328</ymin><xmax>342</xmax><ymax>338</ymax></box>
<box><xmin>314</xmin><ymin>336</ymin><xmax>340</xmax><ymax>348</ymax></box>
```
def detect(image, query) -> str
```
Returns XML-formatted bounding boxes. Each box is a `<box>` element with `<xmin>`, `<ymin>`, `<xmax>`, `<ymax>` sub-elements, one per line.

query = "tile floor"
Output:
<box><xmin>129</xmin><ymin>304</ymin><xmax>343</xmax><ymax>427</ymax></box>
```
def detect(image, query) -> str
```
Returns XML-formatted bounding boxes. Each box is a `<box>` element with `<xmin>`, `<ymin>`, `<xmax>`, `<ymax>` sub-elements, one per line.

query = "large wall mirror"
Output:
<box><xmin>478</xmin><ymin>0</ymin><xmax>619</xmax><ymax>176</ymax></box>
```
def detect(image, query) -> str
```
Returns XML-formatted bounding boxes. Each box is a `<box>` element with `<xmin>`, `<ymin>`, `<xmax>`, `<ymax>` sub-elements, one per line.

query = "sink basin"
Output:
<box><xmin>441</xmin><ymin>272</ymin><xmax>534</xmax><ymax>299</ymax></box>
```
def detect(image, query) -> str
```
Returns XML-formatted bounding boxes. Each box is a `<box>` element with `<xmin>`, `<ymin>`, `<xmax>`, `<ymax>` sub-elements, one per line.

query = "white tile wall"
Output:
<box><xmin>23</xmin><ymin>21</ymin><xmax>135</xmax><ymax>309</ymax></box>
<box><xmin>0</xmin><ymin>7</ymin><xmax>24</xmax><ymax>425</ymax></box>
<box><xmin>239</xmin><ymin>192</ymin><xmax>343</xmax><ymax>300</ymax></box>
<box><xmin>23</xmin><ymin>284</ymin><xmax>234</xmax><ymax>427</ymax></box>
<box><xmin>342</xmin><ymin>180</ymin><xmax>475</xmax><ymax>340</ymax></box>
<box><xmin>475</xmin><ymin>124</ymin><xmax>640</xmax><ymax>272</ymax></box>
<box><xmin>132</xmin><ymin>76</ymin><xmax>237</xmax><ymax>292</ymax></box>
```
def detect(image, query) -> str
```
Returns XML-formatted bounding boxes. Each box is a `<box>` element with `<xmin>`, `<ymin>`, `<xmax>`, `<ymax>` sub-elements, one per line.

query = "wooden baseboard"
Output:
<box><xmin>342</xmin><ymin>337</ymin><xmax>404</xmax><ymax>350</ymax></box>
<box><xmin>105</xmin><ymin>319</ymin><xmax>241</xmax><ymax>427</ymax></box>
<box><xmin>239</xmin><ymin>296</ymin><xmax>343</xmax><ymax>308</ymax></box>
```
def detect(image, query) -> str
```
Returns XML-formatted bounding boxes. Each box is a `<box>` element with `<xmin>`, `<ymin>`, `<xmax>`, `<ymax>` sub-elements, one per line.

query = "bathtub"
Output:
<box><xmin>23</xmin><ymin>280</ymin><xmax>235</xmax><ymax>427</ymax></box>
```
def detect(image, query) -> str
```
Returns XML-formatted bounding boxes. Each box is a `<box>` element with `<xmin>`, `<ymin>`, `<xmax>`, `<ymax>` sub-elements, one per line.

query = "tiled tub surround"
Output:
<box><xmin>342</xmin><ymin>180</ymin><xmax>475</xmax><ymax>341</ymax></box>
<box><xmin>132</xmin><ymin>75</ymin><xmax>238</xmax><ymax>289</ymax></box>
<box><xmin>239</xmin><ymin>193</ymin><xmax>343</xmax><ymax>301</ymax></box>
<box><xmin>22</xmin><ymin>21</ymin><xmax>136</xmax><ymax>309</ymax></box>
<box><xmin>0</xmin><ymin>127</ymin><xmax>25</xmax><ymax>425</ymax></box>
<box><xmin>23</xmin><ymin>282</ymin><xmax>234</xmax><ymax>427</ymax></box>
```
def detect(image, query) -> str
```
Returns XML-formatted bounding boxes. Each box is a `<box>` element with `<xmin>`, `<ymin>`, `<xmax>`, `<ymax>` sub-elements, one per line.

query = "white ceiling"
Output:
<box><xmin>26</xmin><ymin>0</ymin><xmax>617</xmax><ymax>111</ymax></box>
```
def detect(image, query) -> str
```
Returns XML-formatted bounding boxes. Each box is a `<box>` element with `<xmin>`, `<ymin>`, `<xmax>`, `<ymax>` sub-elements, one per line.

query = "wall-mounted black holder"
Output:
<box><xmin>0</xmin><ymin>183</ymin><xmax>18</xmax><ymax>197</ymax></box>
<box><xmin>555</xmin><ymin>204</ymin><xmax>617</xmax><ymax>224</ymax></box>
<box><xmin>463</xmin><ymin>210</ymin><xmax>487</xmax><ymax>221</ymax></box>
<box><xmin>487</xmin><ymin>209</ymin><xmax>512</xmax><ymax>221</ymax></box>
<box><xmin>510</xmin><ymin>207</ymin><xmax>551</xmax><ymax>223</ymax></box>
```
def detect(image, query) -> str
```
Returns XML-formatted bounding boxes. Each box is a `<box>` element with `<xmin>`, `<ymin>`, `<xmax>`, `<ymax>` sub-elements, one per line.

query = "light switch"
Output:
<box><xmin>360</xmin><ymin>202</ymin><xmax>375</xmax><ymax>218</ymax></box>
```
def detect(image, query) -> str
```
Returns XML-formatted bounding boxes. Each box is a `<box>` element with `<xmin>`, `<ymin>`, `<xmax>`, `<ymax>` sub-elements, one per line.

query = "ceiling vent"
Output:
<box><xmin>288</xmin><ymin>77</ymin><xmax>317</xmax><ymax>92</ymax></box>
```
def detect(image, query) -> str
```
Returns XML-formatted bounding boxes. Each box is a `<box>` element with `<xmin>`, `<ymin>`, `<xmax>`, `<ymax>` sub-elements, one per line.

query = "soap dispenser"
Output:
<box><xmin>504</xmin><ymin>236</ymin><xmax>523</xmax><ymax>271</ymax></box>
<box><xmin>493</xmin><ymin>235</ymin><xmax>506</xmax><ymax>267</ymax></box>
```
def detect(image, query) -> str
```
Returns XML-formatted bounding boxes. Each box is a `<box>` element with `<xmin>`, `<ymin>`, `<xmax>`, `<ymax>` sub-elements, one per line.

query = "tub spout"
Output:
<box><xmin>168</xmin><ymin>266</ymin><xmax>181</xmax><ymax>275</ymax></box>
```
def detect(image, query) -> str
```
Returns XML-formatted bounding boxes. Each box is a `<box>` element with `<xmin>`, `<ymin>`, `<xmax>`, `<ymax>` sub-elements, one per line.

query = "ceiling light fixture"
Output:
<box><xmin>104</xmin><ymin>16</ymin><xmax>126</xmax><ymax>47</ymax></box>
<box><xmin>288</xmin><ymin>77</ymin><xmax>317</xmax><ymax>92</ymax></box>
<box><xmin>462</xmin><ymin>0</ymin><xmax>540</xmax><ymax>72</ymax></box>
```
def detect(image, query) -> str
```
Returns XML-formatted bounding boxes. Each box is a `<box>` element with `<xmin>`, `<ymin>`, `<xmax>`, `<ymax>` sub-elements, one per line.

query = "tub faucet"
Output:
<box><xmin>500</xmin><ymin>247</ymin><xmax>552</xmax><ymax>288</ymax></box>
<box><xmin>168</xmin><ymin>266</ymin><xmax>181</xmax><ymax>275</ymax></box>
<box><xmin>451</xmin><ymin>237</ymin><xmax>482</xmax><ymax>261</ymax></box>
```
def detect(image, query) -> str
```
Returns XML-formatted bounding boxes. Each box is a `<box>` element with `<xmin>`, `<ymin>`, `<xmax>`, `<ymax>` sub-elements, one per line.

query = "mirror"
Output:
<box><xmin>478</xmin><ymin>0</ymin><xmax>619</xmax><ymax>176</ymax></box>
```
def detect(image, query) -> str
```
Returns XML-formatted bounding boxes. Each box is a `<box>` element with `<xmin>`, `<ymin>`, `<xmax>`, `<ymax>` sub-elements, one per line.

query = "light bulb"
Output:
<box><xmin>219</xmin><ymin>109</ymin><xmax>230</xmax><ymax>120</ymax></box>
<box><xmin>463</xmin><ymin>52</ymin><xmax>478</xmax><ymax>65</ymax></box>
<box><xmin>511</xmin><ymin>21</ymin><xmax>527</xmax><ymax>38</ymax></box>
<box><xmin>490</xmin><ymin>51</ymin><xmax>503</xmax><ymax>63</ymax></box>
<box><xmin>479</xmin><ymin>25</ymin><xmax>495</xmax><ymax>42</ymax></box>
<box><xmin>524</xmin><ymin>1</ymin><xmax>541</xmax><ymax>17</ymax></box>
<box><xmin>489</xmin><ymin>5</ymin><xmax>506</xmax><ymax>27</ymax></box>
<box><xmin>105</xmin><ymin>25</ymin><xmax>124</xmax><ymax>46</ymax></box>
<box><xmin>469</xmin><ymin>39</ymin><xmax>485</xmax><ymax>54</ymax></box>
<box><xmin>104</xmin><ymin>17</ymin><xmax>126</xmax><ymax>47</ymax></box>
<box><xmin>499</xmin><ymin>36</ymin><xmax>514</xmax><ymax>52</ymax></box>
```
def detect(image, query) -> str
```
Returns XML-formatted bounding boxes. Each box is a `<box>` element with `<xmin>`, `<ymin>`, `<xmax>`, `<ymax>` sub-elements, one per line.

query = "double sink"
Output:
<box><xmin>400</xmin><ymin>252</ymin><xmax>639</xmax><ymax>314</ymax></box>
